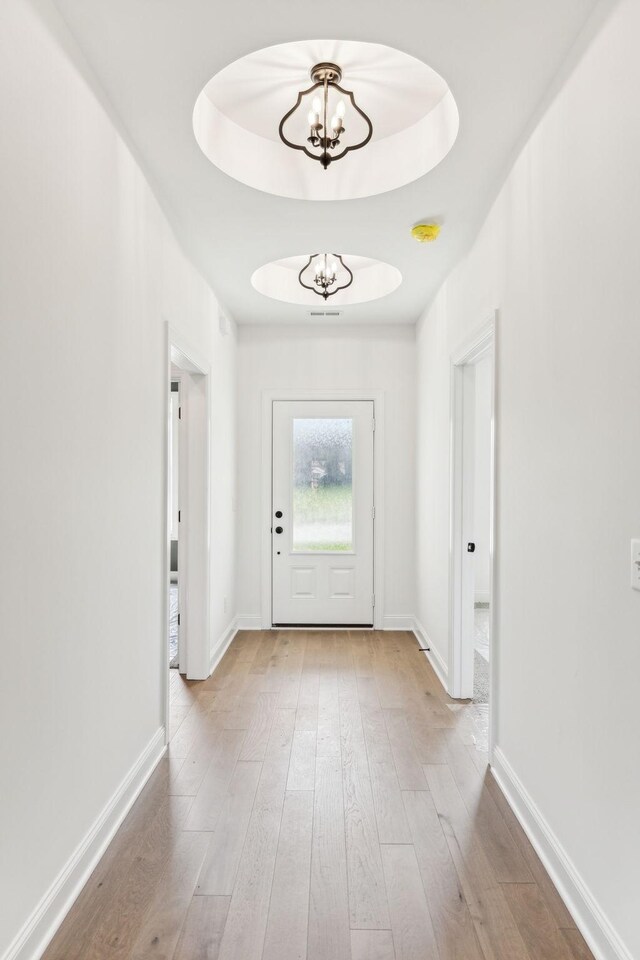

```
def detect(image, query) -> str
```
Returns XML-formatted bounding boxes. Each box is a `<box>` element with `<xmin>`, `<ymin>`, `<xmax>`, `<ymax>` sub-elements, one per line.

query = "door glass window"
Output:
<box><xmin>292</xmin><ymin>418</ymin><xmax>353</xmax><ymax>552</ymax></box>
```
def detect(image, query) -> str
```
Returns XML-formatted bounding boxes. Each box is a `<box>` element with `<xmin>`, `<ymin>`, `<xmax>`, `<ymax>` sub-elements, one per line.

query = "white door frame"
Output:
<box><xmin>449</xmin><ymin>312</ymin><xmax>497</xmax><ymax>758</ymax></box>
<box><xmin>163</xmin><ymin>324</ymin><xmax>212</xmax><ymax>740</ymax></box>
<box><xmin>168</xmin><ymin>379</ymin><xmax>185</xmax><ymax>671</ymax></box>
<box><xmin>261</xmin><ymin>389</ymin><xmax>385</xmax><ymax>629</ymax></box>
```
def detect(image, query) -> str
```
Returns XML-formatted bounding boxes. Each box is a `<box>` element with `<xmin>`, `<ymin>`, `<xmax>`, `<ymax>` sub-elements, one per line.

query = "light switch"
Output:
<box><xmin>631</xmin><ymin>540</ymin><xmax>640</xmax><ymax>591</ymax></box>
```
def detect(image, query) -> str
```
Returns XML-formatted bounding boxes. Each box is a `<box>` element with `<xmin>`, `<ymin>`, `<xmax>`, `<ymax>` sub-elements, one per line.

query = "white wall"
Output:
<box><xmin>415</xmin><ymin>2</ymin><xmax>640</xmax><ymax>957</ymax></box>
<box><xmin>236</xmin><ymin>324</ymin><xmax>416</xmax><ymax>624</ymax></box>
<box><xmin>0</xmin><ymin>1</ymin><xmax>236</xmax><ymax>955</ymax></box>
<box><xmin>473</xmin><ymin>354</ymin><xmax>492</xmax><ymax>603</ymax></box>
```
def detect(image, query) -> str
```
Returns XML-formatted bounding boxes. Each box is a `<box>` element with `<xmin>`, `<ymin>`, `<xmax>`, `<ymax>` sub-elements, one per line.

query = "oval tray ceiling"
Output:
<box><xmin>194</xmin><ymin>39</ymin><xmax>459</xmax><ymax>201</ymax></box>
<box><xmin>251</xmin><ymin>254</ymin><xmax>402</xmax><ymax>305</ymax></box>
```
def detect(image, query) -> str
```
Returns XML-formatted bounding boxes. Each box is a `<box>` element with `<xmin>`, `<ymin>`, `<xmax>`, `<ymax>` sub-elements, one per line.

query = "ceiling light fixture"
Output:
<box><xmin>279</xmin><ymin>63</ymin><xmax>373</xmax><ymax>170</ymax></box>
<box><xmin>298</xmin><ymin>253</ymin><xmax>354</xmax><ymax>300</ymax></box>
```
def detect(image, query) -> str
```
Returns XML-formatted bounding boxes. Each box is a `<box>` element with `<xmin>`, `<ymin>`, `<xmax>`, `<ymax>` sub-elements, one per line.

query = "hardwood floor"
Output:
<box><xmin>43</xmin><ymin>630</ymin><xmax>595</xmax><ymax>960</ymax></box>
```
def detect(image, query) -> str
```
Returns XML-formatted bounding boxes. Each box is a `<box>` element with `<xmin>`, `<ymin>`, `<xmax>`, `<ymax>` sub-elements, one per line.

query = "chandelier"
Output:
<box><xmin>298</xmin><ymin>254</ymin><xmax>354</xmax><ymax>300</ymax></box>
<box><xmin>279</xmin><ymin>63</ymin><xmax>373</xmax><ymax>170</ymax></box>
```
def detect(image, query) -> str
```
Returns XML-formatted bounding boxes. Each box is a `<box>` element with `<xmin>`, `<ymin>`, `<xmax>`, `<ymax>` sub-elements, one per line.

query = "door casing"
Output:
<box><xmin>449</xmin><ymin>312</ymin><xmax>497</xmax><ymax>760</ymax></box>
<box><xmin>261</xmin><ymin>389</ymin><xmax>385</xmax><ymax>630</ymax></box>
<box><xmin>271</xmin><ymin>399</ymin><xmax>375</xmax><ymax>626</ymax></box>
<box><xmin>163</xmin><ymin>323</ymin><xmax>212</xmax><ymax>743</ymax></box>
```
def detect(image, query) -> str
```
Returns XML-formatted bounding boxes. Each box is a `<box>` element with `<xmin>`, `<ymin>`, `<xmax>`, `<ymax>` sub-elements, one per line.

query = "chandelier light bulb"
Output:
<box><xmin>279</xmin><ymin>62</ymin><xmax>373</xmax><ymax>170</ymax></box>
<box><xmin>299</xmin><ymin>253</ymin><xmax>354</xmax><ymax>300</ymax></box>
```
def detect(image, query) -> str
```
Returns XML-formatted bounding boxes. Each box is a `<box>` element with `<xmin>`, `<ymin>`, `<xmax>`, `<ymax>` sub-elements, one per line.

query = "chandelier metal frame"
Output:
<box><xmin>279</xmin><ymin>62</ymin><xmax>373</xmax><ymax>170</ymax></box>
<box><xmin>298</xmin><ymin>253</ymin><xmax>354</xmax><ymax>300</ymax></box>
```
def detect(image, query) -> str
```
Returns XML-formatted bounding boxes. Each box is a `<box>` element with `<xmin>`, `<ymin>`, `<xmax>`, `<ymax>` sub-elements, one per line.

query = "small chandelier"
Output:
<box><xmin>298</xmin><ymin>254</ymin><xmax>354</xmax><ymax>300</ymax></box>
<box><xmin>279</xmin><ymin>63</ymin><xmax>373</xmax><ymax>170</ymax></box>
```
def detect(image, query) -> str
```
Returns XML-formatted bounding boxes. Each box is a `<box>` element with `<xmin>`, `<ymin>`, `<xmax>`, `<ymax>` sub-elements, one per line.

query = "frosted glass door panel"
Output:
<box><xmin>292</xmin><ymin>418</ymin><xmax>353</xmax><ymax>552</ymax></box>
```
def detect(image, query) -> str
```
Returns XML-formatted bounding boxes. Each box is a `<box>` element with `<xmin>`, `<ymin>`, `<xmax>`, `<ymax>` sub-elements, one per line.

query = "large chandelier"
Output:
<box><xmin>298</xmin><ymin>254</ymin><xmax>354</xmax><ymax>300</ymax></box>
<box><xmin>279</xmin><ymin>63</ymin><xmax>373</xmax><ymax>170</ymax></box>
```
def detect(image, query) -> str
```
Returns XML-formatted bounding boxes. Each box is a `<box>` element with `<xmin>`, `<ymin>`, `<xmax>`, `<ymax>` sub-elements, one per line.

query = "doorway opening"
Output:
<box><xmin>449</xmin><ymin>316</ymin><xmax>496</xmax><ymax>750</ymax></box>
<box><xmin>168</xmin><ymin>378</ymin><xmax>181</xmax><ymax>670</ymax></box>
<box><xmin>163</xmin><ymin>326</ymin><xmax>212</xmax><ymax>739</ymax></box>
<box><xmin>470</xmin><ymin>352</ymin><xmax>492</xmax><ymax>704</ymax></box>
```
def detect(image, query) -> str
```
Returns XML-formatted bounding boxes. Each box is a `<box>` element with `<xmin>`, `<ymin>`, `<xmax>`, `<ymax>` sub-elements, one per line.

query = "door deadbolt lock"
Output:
<box><xmin>275</xmin><ymin>526</ymin><xmax>284</xmax><ymax>534</ymax></box>
<box><xmin>275</xmin><ymin>510</ymin><xmax>283</xmax><ymax>519</ymax></box>
<box><xmin>467</xmin><ymin>542</ymin><xmax>476</xmax><ymax>553</ymax></box>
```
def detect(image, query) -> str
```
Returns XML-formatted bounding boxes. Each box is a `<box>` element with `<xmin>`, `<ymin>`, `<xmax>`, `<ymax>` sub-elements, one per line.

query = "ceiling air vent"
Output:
<box><xmin>306</xmin><ymin>309</ymin><xmax>343</xmax><ymax>319</ymax></box>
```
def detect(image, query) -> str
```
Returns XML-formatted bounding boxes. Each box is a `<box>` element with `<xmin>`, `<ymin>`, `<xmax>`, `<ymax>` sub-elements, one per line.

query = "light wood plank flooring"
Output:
<box><xmin>43</xmin><ymin>630</ymin><xmax>595</xmax><ymax>960</ymax></box>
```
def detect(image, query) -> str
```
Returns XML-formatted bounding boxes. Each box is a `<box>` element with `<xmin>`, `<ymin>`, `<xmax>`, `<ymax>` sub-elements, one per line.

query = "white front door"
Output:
<box><xmin>272</xmin><ymin>400</ymin><xmax>375</xmax><ymax>626</ymax></box>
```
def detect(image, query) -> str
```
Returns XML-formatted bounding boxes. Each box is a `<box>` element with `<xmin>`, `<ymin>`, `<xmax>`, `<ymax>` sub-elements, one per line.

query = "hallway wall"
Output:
<box><xmin>0</xmin><ymin>1</ymin><xmax>236</xmax><ymax>955</ymax></box>
<box><xmin>415</xmin><ymin>1</ymin><xmax>640</xmax><ymax>956</ymax></box>
<box><xmin>236</xmin><ymin>324</ymin><xmax>416</xmax><ymax>624</ymax></box>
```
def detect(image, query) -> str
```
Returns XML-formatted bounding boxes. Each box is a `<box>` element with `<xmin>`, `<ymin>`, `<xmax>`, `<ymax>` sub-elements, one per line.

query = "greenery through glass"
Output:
<box><xmin>292</xmin><ymin>418</ymin><xmax>353</xmax><ymax>552</ymax></box>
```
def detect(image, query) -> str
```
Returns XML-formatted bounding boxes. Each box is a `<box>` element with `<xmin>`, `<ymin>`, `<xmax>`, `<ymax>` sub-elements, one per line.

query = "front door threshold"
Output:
<box><xmin>272</xmin><ymin>623</ymin><xmax>374</xmax><ymax>629</ymax></box>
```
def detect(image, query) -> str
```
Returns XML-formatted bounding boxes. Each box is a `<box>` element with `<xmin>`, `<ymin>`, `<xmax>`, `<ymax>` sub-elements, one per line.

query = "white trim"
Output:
<box><xmin>2</xmin><ymin>728</ymin><xmax>166</xmax><ymax>960</ymax></box>
<box><xmin>260</xmin><ymin>388</ymin><xmax>385</xmax><ymax>630</ymax></box>
<box><xmin>450</xmin><ymin>316</ymin><xmax>496</xmax><ymax>365</ymax></box>
<box><xmin>169</xmin><ymin>326</ymin><xmax>210</xmax><ymax>376</ymax></box>
<box><xmin>382</xmin><ymin>615</ymin><xmax>415</xmax><ymax>631</ymax></box>
<box><xmin>449</xmin><ymin>312</ymin><xmax>498</xmax><ymax>761</ymax></box>
<box><xmin>209</xmin><ymin>618</ymin><xmax>240</xmax><ymax>674</ymax></box>
<box><xmin>166</xmin><ymin>323</ymin><xmax>212</xmax><ymax>683</ymax></box>
<box><xmin>236</xmin><ymin>615</ymin><xmax>264</xmax><ymax>630</ymax></box>
<box><xmin>413</xmin><ymin>619</ymin><xmax>449</xmax><ymax>691</ymax></box>
<box><xmin>491</xmin><ymin>748</ymin><xmax>634</xmax><ymax>960</ymax></box>
<box><xmin>162</xmin><ymin>330</ymin><xmax>172</xmax><ymax>741</ymax></box>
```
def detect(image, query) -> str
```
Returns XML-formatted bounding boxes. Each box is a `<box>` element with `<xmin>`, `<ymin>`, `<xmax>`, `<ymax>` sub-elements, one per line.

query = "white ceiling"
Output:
<box><xmin>52</xmin><ymin>0</ymin><xmax>602</xmax><ymax>325</ymax></box>
<box><xmin>193</xmin><ymin>39</ymin><xmax>459</xmax><ymax>202</ymax></box>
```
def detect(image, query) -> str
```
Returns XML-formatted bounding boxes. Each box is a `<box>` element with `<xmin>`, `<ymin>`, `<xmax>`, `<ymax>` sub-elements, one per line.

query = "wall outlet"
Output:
<box><xmin>631</xmin><ymin>540</ymin><xmax>640</xmax><ymax>591</ymax></box>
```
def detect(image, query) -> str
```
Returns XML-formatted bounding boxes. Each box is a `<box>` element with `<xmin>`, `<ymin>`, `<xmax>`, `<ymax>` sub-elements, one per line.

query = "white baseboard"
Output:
<box><xmin>209</xmin><ymin>616</ymin><xmax>240</xmax><ymax>675</ymax></box>
<box><xmin>382</xmin><ymin>615</ymin><xmax>415</xmax><ymax>631</ymax></box>
<box><xmin>235</xmin><ymin>615</ymin><xmax>263</xmax><ymax>630</ymax></box>
<box><xmin>491</xmin><ymin>748</ymin><xmax>633</xmax><ymax>960</ymax></box>
<box><xmin>3</xmin><ymin>727</ymin><xmax>166</xmax><ymax>960</ymax></box>
<box><xmin>412</xmin><ymin>618</ymin><xmax>449</xmax><ymax>693</ymax></box>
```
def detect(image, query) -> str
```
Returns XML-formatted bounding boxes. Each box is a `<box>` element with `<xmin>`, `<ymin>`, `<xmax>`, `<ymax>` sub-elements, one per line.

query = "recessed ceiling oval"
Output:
<box><xmin>251</xmin><ymin>254</ymin><xmax>402</xmax><ymax>306</ymax></box>
<box><xmin>193</xmin><ymin>40</ymin><xmax>459</xmax><ymax>201</ymax></box>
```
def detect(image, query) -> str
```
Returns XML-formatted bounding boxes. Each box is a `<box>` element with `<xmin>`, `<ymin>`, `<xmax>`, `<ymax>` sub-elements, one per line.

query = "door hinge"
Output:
<box><xmin>177</xmin><ymin>613</ymin><xmax>181</xmax><ymax>626</ymax></box>
<box><xmin>372</xmin><ymin>506</ymin><xmax>376</xmax><ymax>520</ymax></box>
<box><xmin>178</xmin><ymin>406</ymin><xmax>182</xmax><ymax>420</ymax></box>
<box><xmin>372</xmin><ymin>417</ymin><xmax>376</xmax><ymax>432</ymax></box>
<box><xmin>372</xmin><ymin>594</ymin><xmax>376</xmax><ymax>608</ymax></box>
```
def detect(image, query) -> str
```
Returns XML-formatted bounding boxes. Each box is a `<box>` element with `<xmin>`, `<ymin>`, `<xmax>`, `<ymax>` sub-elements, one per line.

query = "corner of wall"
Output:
<box><xmin>209</xmin><ymin>618</ymin><xmax>239</xmax><ymax>676</ymax></box>
<box><xmin>412</xmin><ymin>618</ymin><xmax>449</xmax><ymax>693</ymax></box>
<box><xmin>491</xmin><ymin>749</ymin><xmax>634</xmax><ymax>960</ymax></box>
<box><xmin>3</xmin><ymin>729</ymin><xmax>166</xmax><ymax>960</ymax></box>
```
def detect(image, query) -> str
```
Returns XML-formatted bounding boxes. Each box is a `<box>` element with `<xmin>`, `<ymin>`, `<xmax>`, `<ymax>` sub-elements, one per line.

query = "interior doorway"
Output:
<box><xmin>271</xmin><ymin>399</ymin><xmax>375</xmax><ymax>626</ymax></box>
<box><xmin>449</xmin><ymin>316</ymin><xmax>496</xmax><ymax>741</ymax></box>
<box><xmin>168</xmin><ymin>378</ymin><xmax>181</xmax><ymax>671</ymax></box>
<box><xmin>470</xmin><ymin>353</ymin><xmax>492</xmax><ymax>703</ymax></box>
<box><xmin>163</xmin><ymin>325</ymin><xmax>212</xmax><ymax>747</ymax></box>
